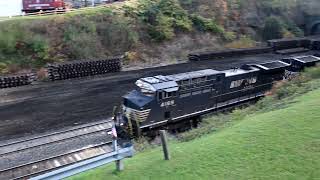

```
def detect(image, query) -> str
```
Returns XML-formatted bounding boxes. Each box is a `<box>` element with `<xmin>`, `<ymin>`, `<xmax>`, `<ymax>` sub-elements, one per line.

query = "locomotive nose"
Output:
<box><xmin>123</xmin><ymin>90</ymin><xmax>153</xmax><ymax>110</ymax></box>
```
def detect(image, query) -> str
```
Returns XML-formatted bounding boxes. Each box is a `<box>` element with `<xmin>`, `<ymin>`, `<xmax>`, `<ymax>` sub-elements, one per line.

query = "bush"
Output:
<box><xmin>190</xmin><ymin>14</ymin><xmax>224</xmax><ymax>34</ymax></box>
<box><xmin>138</xmin><ymin>0</ymin><xmax>192</xmax><ymax>41</ymax></box>
<box><xmin>63</xmin><ymin>18</ymin><xmax>102</xmax><ymax>59</ymax></box>
<box><xmin>303</xmin><ymin>66</ymin><xmax>320</xmax><ymax>79</ymax></box>
<box><xmin>284</xmin><ymin>21</ymin><xmax>304</xmax><ymax>37</ymax></box>
<box><xmin>0</xmin><ymin>20</ymin><xmax>52</xmax><ymax>70</ymax></box>
<box><xmin>0</xmin><ymin>62</ymin><xmax>8</xmax><ymax>74</ymax></box>
<box><xmin>148</xmin><ymin>14</ymin><xmax>175</xmax><ymax>41</ymax></box>
<box><xmin>262</xmin><ymin>17</ymin><xmax>283</xmax><ymax>40</ymax></box>
<box><xmin>222</xmin><ymin>31</ymin><xmax>236</xmax><ymax>42</ymax></box>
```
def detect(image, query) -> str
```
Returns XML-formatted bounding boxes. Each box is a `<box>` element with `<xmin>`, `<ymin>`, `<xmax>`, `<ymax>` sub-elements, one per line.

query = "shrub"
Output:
<box><xmin>62</xmin><ymin>18</ymin><xmax>102</xmax><ymax>59</ymax></box>
<box><xmin>222</xmin><ymin>31</ymin><xmax>236</xmax><ymax>42</ymax></box>
<box><xmin>190</xmin><ymin>14</ymin><xmax>224</xmax><ymax>34</ymax></box>
<box><xmin>138</xmin><ymin>0</ymin><xmax>192</xmax><ymax>41</ymax></box>
<box><xmin>148</xmin><ymin>14</ymin><xmax>175</xmax><ymax>41</ymax></box>
<box><xmin>304</xmin><ymin>66</ymin><xmax>320</xmax><ymax>79</ymax></box>
<box><xmin>262</xmin><ymin>17</ymin><xmax>283</xmax><ymax>40</ymax></box>
<box><xmin>96</xmin><ymin>16</ymin><xmax>138</xmax><ymax>55</ymax></box>
<box><xmin>124</xmin><ymin>51</ymin><xmax>141</xmax><ymax>65</ymax></box>
<box><xmin>282</xmin><ymin>29</ymin><xmax>296</xmax><ymax>38</ymax></box>
<box><xmin>284</xmin><ymin>21</ymin><xmax>304</xmax><ymax>37</ymax></box>
<box><xmin>0</xmin><ymin>62</ymin><xmax>8</xmax><ymax>74</ymax></box>
<box><xmin>29</xmin><ymin>36</ymin><xmax>50</xmax><ymax>67</ymax></box>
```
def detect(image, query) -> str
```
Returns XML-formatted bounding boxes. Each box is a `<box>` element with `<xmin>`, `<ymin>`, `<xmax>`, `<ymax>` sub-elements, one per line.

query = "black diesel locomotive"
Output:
<box><xmin>116</xmin><ymin>55</ymin><xmax>320</xmax><ymax>136</ymax></box>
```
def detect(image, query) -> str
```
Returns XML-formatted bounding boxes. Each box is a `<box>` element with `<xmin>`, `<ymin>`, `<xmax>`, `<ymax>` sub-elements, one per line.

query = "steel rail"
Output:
<box><xmin>0</xmin><ymin>119</ymin><xmax>111</xmax><ymax>148</ymax></box>
<box><xmin>0</xmin><ymin>124</ymin><xmax>112</xmax><ymax>156</ymax></box>
<box><xmin>0</xmin><ymin>141</ymin><xmax>113</xmax><ymax>180</ymax></box>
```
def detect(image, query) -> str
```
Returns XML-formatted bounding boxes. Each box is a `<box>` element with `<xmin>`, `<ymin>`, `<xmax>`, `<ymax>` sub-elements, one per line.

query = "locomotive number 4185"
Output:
<box><xmin>161</xmin><ymin>100</ymin><xmax>175</xmax><ymax>107</ymax></box>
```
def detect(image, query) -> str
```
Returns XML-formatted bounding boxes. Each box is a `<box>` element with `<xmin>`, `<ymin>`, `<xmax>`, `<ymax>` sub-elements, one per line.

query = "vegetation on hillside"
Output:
<box><xmin>0</xmin><ymin>0</ymin><xmax>308</xmax><ymax>74</ymax></box>
<box><xmin>70</xmin><ymin>68</ymin><xmax>320</xmax><ymax>180</ymax></box>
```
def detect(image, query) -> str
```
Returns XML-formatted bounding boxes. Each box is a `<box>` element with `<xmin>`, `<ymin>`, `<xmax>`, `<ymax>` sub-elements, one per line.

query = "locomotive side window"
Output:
<box><xmin>158</xmin><ymin>91</ymin><xmax>176</xmax><ymax>100</ymax></box>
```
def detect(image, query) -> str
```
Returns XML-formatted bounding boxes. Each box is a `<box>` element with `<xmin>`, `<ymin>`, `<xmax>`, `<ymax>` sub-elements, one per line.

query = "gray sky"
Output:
<box><xmin>0</xmin><ymin>0</ymin><xmax>22</xmax><ymax>17</ymax></box>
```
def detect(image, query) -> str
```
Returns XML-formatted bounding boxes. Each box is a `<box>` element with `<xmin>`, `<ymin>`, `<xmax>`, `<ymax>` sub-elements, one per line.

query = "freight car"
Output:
<box><xmin>22</xmin><ymin>0</ymin><xmax>65</xmax><ymax>13</ymax></box>
<box><xmin>114</xmin><ymin>55</ymin><xmax>320</xmax><ymax>137</ymax></box>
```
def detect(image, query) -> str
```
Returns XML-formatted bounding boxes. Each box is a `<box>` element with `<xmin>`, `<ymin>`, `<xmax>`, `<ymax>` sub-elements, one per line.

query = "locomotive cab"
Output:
<box><xmin>122</xmin><ymin>76</ymin><xmax>179</xmax><ymax>135</ymax></box>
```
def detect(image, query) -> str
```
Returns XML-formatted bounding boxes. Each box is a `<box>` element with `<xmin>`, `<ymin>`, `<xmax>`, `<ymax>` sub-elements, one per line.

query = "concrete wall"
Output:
<box><xmin>0</xmin><ymin>0</ymin><xmax>23</xmax><ymax>16</ymax></box>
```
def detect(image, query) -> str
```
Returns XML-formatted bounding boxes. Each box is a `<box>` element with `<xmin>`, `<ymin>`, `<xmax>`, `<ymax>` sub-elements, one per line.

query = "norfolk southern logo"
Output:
<box><xmin>161</xmin><ymin>100</ymin><xmax>175</xmax><ymax>107</ymax></box>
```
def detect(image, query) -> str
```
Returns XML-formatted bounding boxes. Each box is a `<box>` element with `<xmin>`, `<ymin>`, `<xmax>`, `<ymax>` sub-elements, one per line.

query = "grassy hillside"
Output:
<box><xmin>71</xmin><ymin>83</ymin><xmax>320</xmax><ymax>179</ymax></box>
<box><xmin>0</xmin><ymin>0</ymin><xmax>310</xmax><ymax>74</ymax></box>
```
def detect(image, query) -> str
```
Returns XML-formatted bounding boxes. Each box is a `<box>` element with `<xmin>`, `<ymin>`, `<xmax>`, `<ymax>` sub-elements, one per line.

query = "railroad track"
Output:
<box><xmin>0</xmin><ymin>120</ymin><xmax>112</xmax><ymax>156</ymax></box>
<box><xmin>0</xmin><ymin>120</ymin><xmax>114</xmax><ymax>179</ymax></box>
<box><xmin>0</xmin><ymin>142</ymin><xmax>113</xmax><ymax>180</ymax></box>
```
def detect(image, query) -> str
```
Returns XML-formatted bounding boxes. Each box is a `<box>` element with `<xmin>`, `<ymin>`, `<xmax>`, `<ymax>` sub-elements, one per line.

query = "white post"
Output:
<box><xmin>112</xmin><ymin>122</ymin><xmax>123</xmax><ymax>171</ymax></box>
<box><xmin>113</xmin><ymin>139</ymin><xmax>118</xmax><ymax>151</ymax></box>
<box><xmin>91</xmin><ymin>0</ymin><xmax>95</xmax><ymax>6</ymax></box>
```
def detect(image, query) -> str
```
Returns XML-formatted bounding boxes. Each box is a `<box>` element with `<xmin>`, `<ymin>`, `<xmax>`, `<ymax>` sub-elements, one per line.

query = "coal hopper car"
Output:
<box><xmin>117</xmin><ymin>61</ymin><xmax>290</xmax><ymax>136</ymax></box>
<box><xmin>281</xmin><ymin>55</ymin><xmax>320</xmax><ymax>72</ymax></box>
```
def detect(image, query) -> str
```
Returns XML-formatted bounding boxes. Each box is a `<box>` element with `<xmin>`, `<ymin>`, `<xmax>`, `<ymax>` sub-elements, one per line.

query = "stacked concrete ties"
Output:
<box><xmin>47</xmin><ymin>57</ymin><xmax>122</xmax><ymax>81</ymax></box>
<box><xmin>0</xmin><ymin>73</ymin><xmax>36</xmax><ymax>89</ymax></box>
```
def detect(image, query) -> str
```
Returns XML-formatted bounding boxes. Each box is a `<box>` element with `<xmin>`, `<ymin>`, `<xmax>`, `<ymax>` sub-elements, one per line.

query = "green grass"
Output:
<box><xmin>71</xmin><ymin>88</ymin><xmax>320</xmax><ymax>180</ymax></box>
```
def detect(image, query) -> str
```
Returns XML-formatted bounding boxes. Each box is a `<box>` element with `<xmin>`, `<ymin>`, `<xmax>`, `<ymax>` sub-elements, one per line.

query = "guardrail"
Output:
<box><xmin>29</xmin><ymin>142</ymin><xmax>134</xmax><ymax>180</ymax></box>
